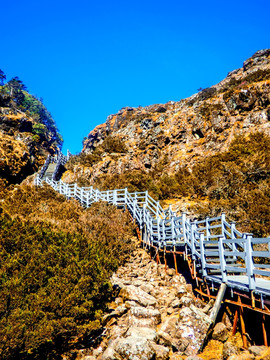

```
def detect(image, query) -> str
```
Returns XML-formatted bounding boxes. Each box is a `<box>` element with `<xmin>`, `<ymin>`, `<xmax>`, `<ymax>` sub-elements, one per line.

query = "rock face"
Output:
<box><xmin>75</xmin><ymin>247</ymin><xmax>213</xmax><ymax>360</ymax></box>
<box><xmin>73</xmin><ymin>49</ymin><xmax>270</xmax><ymax>185</ymax></box>
<box><xmin>0</xmin><ymin>95</ymin><xmax>58</xmax><ymax>186</ymax></box>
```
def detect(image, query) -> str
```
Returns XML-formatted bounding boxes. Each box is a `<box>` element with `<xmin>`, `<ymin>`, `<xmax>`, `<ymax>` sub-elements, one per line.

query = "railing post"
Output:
<box><xmin>145</xmin><ymin>190</ymin><xmax>148</xmax><ymax>206</ymax></box>
<box><xmin>133</xmin><ymin>199</ymin><xmax>137</xmax><ymax>220</ymax></box>
<box><xmin>59</xmin><ymin>179</ymin><xmax>63</xmax><ymax>195</ymax></box>
<box><xmin>182</xmin><ymin>213</ymin><xmax>187</xmax><ymax>244</ymax></box>
<box><xmin>74</xmin><ymin>183</ymin><xmax>77</xmax><ymax>199</ymax></box>
<box><xmin>157</xmin><ymin>217</ymin><xmax>161</xmax><ymax>247</ymax></box>
<box><xmin>245</xmin><ymin>235</ymin><xmax>255</xmax><ymax>290</ymax></box>
<box><xmin>156</xmin><ymin>201</ymin><xmax>160</xmax><ymax>218</ymax></box>
<box><xmin>206</xmin><ymin>216</ymin><xmax>210</xmax><ymax>241</ymax></box>
<box><xmin>143</xmin><ymin>204</ymin><xmax>146</xmax><ymax>223</ymax></box>
<box><xmin>89</xmin><ymin>186</ymin><xmax>93</xmax><ymax>200</ymax></box>
<box><xmin>80</xmin><ymin>187</ymin><xmax>84</xmax><ymax>205</ymax></box>
<box><xmin>230</xmin><ymin>221</ymin><xmax>237</xmax><ymax>260</ymax></box>
<box><xmin>191</xmin><ymin>224</ymin><xmax>196</xmax><ymax>259</ymax></box>
<box><xmin>219</xmin><ymin>237</ymin><xmax>227</xmax><ymax>283</ymax></box>
<box><xmin>171</xmin><ymin>216</ymin><xmax>175</xmax><ymax>247</ymax></box>
<box><xmin>221</xmin><ymin>212</ymin><xmax>226</xmax><ymax>238</ymax></box>
<box><xmin>161</xmin><ymin>219</ymin><xmax>166</xmax><ymax>245</ymax></box>
<box><xmin>86</xmin><ymin>191</ymin><xmax>90</xmax><ymax>207</ymax></box>
<box><xmin>124</xmin><ymin>188</ymin><xmax>128</xmax><ymax>207</ymax></box>
<box><xmin>113</xmin><ymin>189</ymin><xmax>117</xmax><ymax>205</ymax></box>
<box><xmin>199</xmin><ymin>232</ymin><xmax>207</xmax><ymax>277</ymax></box>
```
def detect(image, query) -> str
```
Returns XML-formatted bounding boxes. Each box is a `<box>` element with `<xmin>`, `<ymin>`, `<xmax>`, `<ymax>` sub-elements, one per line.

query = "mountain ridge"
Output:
<box><xmin>63</xmin><ymin>49</ymin><xmax>270</xmax><ymax>237</ymax></box>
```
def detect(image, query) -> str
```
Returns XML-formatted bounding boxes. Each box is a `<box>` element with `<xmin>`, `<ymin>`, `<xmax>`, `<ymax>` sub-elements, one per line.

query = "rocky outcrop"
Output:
<box><xmin>0</xmin><ymin>95</ymin><xmax>58</xmax><ymax>186</ymax></box>
<box><xmin>66</xmin><ymin>49</ymin><xmax>270</xmax><ymax>186</ymax></box>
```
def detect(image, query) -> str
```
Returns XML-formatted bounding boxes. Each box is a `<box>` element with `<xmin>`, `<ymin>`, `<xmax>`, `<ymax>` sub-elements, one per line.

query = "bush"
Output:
<box><xmin>0</xmin><ymin>185</ymin><xmax>135</xmax><ymax>359</ymax></box>
<box><xmin>175</xmin><ymin>131</ymin><xmax>270</xmax><ymax>236</ymax></box>
<box><xmin>101</xmin><ymin>135</ymin><xmax>127</xmax><ymax>153</ymax></box>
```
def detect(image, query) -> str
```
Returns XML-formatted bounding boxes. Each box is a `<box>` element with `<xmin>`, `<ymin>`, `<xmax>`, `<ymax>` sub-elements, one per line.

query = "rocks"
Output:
<box><xmin>72</xmin><ymin>243</ymin><xmax>270</xmax><ymax>360</ymax></box>
<box><xmin>248</xmin><ymin>345</ymin><xmax>268</xmax><ymax>357</ymax></box>
<box><xmin>126</xmin><ymin>327</ymin><xmax>158</xmax><ymax>342</ymax></box>
<box><xmin>222</xmin><ymin>341</ymin><xmax>240</xmax><ymax>359</ymax></box>
<box><xmin>75</xmin><ymin>246</ymin><xmax>215</xmax><ymax>360</ymax></box>
<box><xmin>119</xmin><ymin>285</ymin><xmax>157</xmax><ymax>307</ymax></box>
<box><xmin>102</xmin><ymin>305</ymin><xmax>127</xmax><ymax>325</ymax></box>
<box><xmin>150</xmin><ymin>343</ymin><xmax>169</xmax><ymax>359</ymax></box>
<box><xmin>212</xmin><ymin>322</ymin><xmax>229</xmax><ymax>342</ymax></box>
<box><xmin>130</xmin><ymin>306</ymin><xmax>161</xmax><ymax>324</ymax></box>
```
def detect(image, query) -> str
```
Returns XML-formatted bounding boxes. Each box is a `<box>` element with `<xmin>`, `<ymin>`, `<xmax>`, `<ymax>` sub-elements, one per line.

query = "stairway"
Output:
<box><xmin>42</xmin><ymin>163</ymin><xmax>57</xmax><ymax>179</ymax></box>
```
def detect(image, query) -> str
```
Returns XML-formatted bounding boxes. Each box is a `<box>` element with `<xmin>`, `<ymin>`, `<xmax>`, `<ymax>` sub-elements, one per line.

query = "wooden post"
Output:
<box><xmin>164</xmin><ymin>246</ymin><xmax>167</xmax><ymax>273</ymax></box>
<box><xmin>262</xmin><ymin>314</ymin><xmax>268</xmax><ymax>346</ymax></box>
<box><xmin>173</xmin><ymin>246</ymin><xmax>178</xmax><ymax>275</ymax></box>
<box><xmin>191</xmin><ymin>224</ymin><xmax>195</xmax><ymax>259</ymax></box>
<box><xmin>206</xmin><ymin>216</ymin><xmax>210</xmax><ymax>241</ymax></box>
<box><xmin>232</xmin><ymin>308</ymin><xmax>238</xmax><ymax>336</ymax></box>
<box><xmin>200</xmin><ymin>282</ymin><xmax>227</xmax><ymax>352</ymax></box>
<box><xmin>219</xmin><ymin>237</ymin><xmax>227</xmax><ymax>283</ymax></box>
<box><xmin>221</xmin><ymin>213</ymin><xmax>226</xmax><ymax>238</ymax></box>
<box><xmin>182</xmin><ymin>212</ymin><xmax>187</xmax><ymax>244</ymax></box>
<box><xmin>199</xmin><ymin>232</ymin><xmax>207</xmax><ymax>277</ymax></box>
<box><xmin>238</xmin><ymin>296</ymin><xmax>248</xmax><ymax>348</ymax></box>
<box><xmin>246</xmin><ymin>235</ymin><xmax>255</xmax><ymax>291</ymax></box>
<box><xmin>209</xmin><ymin>283</ymin><xmax>227</xmax><ymax>323</ymax></box>
<box><xmin>156</xmin><ymin>250</ymin><xmax>160</xmax><ymax>264</ymax></box>
<box><xmin>171</xmin><ymin>216</ymin><xmax>175</xmax><ymax>246</ymax></box>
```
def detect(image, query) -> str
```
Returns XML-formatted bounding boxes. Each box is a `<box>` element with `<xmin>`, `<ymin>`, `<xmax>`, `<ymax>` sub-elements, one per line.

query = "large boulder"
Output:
<box><xmin>212</xmin><ymin>322</ymin><xmax>229</xmax><ymax>342</ymax></box>
<box><xmin>119</xmin><ymin>285</ymin><xmax>157</xmax><ymax>307</ymax></box>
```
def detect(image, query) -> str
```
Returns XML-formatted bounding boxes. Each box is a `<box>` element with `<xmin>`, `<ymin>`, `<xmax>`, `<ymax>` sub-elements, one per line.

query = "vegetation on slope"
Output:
<box><xmin>0</xmin><ymin>70</ymin><xmax>63</xmax><ymax>187</ymax></box>
<box><xmin>66</xmin><ymin>131</ymin><xmax>270</xmax><ymax>237</ymax></box>
<box><xmin>0</xmin><ymin>184</ymin><xmax>135</xmax><ymax>360</ymax></box>
<box><xmin>0</xmin><ymin>73</ymin><xmax>62</xmax><ymax>148</ymax></box>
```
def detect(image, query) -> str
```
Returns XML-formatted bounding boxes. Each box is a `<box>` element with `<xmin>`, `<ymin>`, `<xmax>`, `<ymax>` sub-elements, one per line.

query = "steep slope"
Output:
<box><xmin>82</xmin><ymin>49</ymin><xmax>270</xmax><ymax>175</ymax></box>
<box><xmin>0</xmin><ymin>77</ymin><xmax>62</xmax><ymax>188</ymax></box>
<box><xmin>64</xmin><ymin>49</ymin><xmax>270</xmax><ymax>236</ymax></box>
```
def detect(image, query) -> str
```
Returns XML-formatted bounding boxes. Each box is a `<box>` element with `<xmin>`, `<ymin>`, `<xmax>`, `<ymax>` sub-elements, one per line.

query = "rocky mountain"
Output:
<box><xmin>0</xmin><ymin>79</ymin><xmax>62</xmax><ymax>187</ymax></box>
<box><xmin>81</xmin><ymin>49</ymin><xmax>270</xmax><ymax>174</ymax></box>
<box><xmin>64</xmin><ymin>49</ymin><xmax>270</xmax><ymax>236</ymax></box>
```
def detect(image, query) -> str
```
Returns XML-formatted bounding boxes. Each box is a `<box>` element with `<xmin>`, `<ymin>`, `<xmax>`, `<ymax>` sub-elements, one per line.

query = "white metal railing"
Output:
<box><xmin>34</xmin><ymin>155</ymin><xmax>270</xmax><ymax>297</ymax></box>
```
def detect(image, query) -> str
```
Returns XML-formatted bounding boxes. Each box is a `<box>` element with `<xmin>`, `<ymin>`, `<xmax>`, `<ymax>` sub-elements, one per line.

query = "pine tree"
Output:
<box><xmin>0</xmin><ymin>69</ymin><xmax>6</xmax><ymax>85</ymax></box>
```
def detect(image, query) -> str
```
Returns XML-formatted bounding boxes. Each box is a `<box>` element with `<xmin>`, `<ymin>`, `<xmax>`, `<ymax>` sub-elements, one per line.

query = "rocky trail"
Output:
<box><xmin>69</xmin><ymin>241</ymin><xmax>270</xmax><ymax>360</ymax></box>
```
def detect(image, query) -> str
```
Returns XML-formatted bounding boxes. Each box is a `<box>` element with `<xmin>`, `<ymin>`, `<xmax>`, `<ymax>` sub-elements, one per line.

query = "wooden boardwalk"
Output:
<box><xmin>35</xmin><ymin>154</ymin><xmax>270</xmax><ymax>299</ymax></box>
<box><xmin>33</xmin><ymin>152</ymin><xmax>270</xmax><ymax>347</ymax></box>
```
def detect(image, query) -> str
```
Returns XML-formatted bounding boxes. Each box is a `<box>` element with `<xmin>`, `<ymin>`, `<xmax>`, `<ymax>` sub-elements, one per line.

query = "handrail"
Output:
<box><xmin>38</xmin><ymin>154</ymin><xmax>51</xmax><ymax>178</ymax></box>
<box><xmin>34</xmin><ymin>154</ymin><xmax>270</xmax><ymax>297</ymax></box>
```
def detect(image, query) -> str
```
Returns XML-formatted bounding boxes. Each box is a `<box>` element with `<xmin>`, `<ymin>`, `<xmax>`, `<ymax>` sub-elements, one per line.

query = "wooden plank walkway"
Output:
<box><xmin>35</xmin><ymin>153</ymin><xmax>270</xmax><ymax>300</ymax></box>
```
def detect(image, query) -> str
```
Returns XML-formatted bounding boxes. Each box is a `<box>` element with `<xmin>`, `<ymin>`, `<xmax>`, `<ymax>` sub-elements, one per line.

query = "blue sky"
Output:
<box><xmin>1</xmin><ymin>0</ymin><xmax>270</xmax><ymax>153</ymax></box>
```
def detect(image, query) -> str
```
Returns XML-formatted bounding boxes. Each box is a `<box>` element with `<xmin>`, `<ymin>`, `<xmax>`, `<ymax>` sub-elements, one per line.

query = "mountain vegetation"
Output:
<box><xmin>0</xmin><ymin>70</ymin><xmax>63</xmax><ymax>186</ymax></box>
<box><xmin>64</xmin><ymin>49</ymin><xmax>270</xmax><ymax>237</ymax></box>
<box><xmin>0</xmin><ymin>184</ymin><xmax>135</xmax><ymax>359</ymax></box>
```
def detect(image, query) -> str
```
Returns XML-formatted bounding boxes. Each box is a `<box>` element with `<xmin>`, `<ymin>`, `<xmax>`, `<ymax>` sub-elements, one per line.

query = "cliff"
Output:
<box><xmin>82</xmin><ymin>49</ymin><xmax>270</xmax><ymax>175</ymax></box>
<box><xmin>0</xmin><ymin>80</ymin><xmax>62</xmax><ymax>188</ymax></box>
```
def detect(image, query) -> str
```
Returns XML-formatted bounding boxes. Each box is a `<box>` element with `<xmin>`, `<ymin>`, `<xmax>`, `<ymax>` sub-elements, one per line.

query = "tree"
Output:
<box><xmin>0</xmin><ymin>69</ymin><xmax>6</xmax><ymax>85</ymax></box>
<box><xmin>7</xmin><ymin>76</ymin><xmax>27</xmax><ymax>104</ymax></box>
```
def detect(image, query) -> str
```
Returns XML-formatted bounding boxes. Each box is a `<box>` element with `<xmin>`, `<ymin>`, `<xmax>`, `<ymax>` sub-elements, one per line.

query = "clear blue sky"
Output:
<box><xmin>1</xmin><ymin>0</ymin><xmax>270</xmax><ymax>153</ymax></box>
